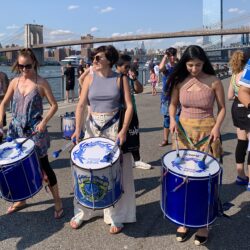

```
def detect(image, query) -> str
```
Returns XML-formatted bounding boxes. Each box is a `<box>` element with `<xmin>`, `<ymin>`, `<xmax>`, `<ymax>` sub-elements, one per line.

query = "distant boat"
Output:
<box><xmin>60</xmin><ymin>56</ymin><xmax>85</xmax><ymax>67</ymax></box>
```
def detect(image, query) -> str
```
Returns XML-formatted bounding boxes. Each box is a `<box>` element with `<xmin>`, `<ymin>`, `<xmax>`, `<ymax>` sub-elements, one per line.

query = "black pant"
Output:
<box><xmin>40</xmin><ymin>155</ymin><xmax>57</xmax><ymax>187</ymax></box>
<box><xmin>132</xmin><ymin>150</ymin><xmax>140</xmax><ymax>162</ymax></box>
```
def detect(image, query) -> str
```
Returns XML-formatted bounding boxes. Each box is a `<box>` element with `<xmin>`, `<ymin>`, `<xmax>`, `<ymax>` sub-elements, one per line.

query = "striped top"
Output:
<box><xmin>179</xmin><ymin>78</ymin><xmax>215</xmax><ymax>119</ymax></box>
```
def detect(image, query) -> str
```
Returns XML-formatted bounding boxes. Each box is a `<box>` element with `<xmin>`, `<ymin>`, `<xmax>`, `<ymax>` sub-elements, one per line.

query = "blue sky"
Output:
<box><xmin>0</xmin><ymin>0</ymin><xmax>250</xmax><ymax>50</ymax></box>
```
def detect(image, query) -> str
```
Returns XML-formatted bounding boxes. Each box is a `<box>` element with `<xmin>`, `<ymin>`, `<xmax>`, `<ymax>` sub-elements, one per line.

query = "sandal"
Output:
<box><xmin>54</xmin><ymin>208</ymin><xmax>64</xmax><ymax>219</ymax></box>
<box><xmin>235</xmin><ymin>176</ymin><xmax>249</xmax><ymax>185</ymax></box>
<box><xmin>176</xmin><ymin>229</ymin><xmax>189</xmax><ymax>242</ymax></box>
<box><xmin>109</xmin><ymin>223</ymin><xmax>124</xmax><ymax>234</ymax></box>
<box><xmin>7</xmin><ymin>203</ymin><xmax>27</xmax><ymax>214</ymax></box>
<box><xmin>194</xmin><ymin>234</ymin><xmax>208</xmax><ymax>246</ymax></box>
<box><xmin>159</xmin><ymin>140</ymin><xmax>168</xmax><ymax>147</ymax></box>
<box><xmin>70</xmin><ymin>212</ymin><xmax>84</xmax><ymax>229</ymax></box>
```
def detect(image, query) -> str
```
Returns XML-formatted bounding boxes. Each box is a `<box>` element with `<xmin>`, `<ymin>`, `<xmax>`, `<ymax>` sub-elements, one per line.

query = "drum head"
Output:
<box><xmin>0</xmin><ymin>138</ymin><xmax>35</xmax><ymax>165</ymax></box>
<box><xmin>71</xmin><ymin>137</ymin><xmax>120</xmax><ymax>170</ymax></box>
<box><xmin>162</xmin><ymin>149</ymin><xmax>220</xmax><ymax>178</ymax></box>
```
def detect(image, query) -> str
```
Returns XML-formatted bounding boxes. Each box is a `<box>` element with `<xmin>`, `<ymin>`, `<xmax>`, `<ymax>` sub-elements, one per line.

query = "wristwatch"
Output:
<box><xmin>247</xmin><ymin>103</ymin><xmax>250</xmax><ymax>109</ymax></box>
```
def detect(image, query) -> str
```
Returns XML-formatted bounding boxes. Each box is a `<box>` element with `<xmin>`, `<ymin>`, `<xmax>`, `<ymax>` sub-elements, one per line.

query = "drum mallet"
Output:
<box><xmin>53</xmin><ymin>138</ymin><xmax>76</xmax><ymax>158</ymax></box>
<box><xmin>101</xmin><ymin>139</ymin><xmax>120</xmax><ymax>162</ymax></box>
<box><xmin>16</xmin><ymin>131</ymin><xmax>38</xmax><ymax>149</ymax></box>
<box><xmin>197</xmin><ymin>138</ymin><xmax>213</xmax><ymax>170</ymax></box>
<box><xmin>174</xmin><ymin>133</ymin><xmax>181</xmax><ymax>164</ymax></box>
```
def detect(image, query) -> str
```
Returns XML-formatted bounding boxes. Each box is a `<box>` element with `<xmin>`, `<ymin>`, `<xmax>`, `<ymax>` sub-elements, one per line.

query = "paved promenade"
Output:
<box><xmin>0</xmin><ymin>78</ymin><xmax>250</xmax><ymax>250</ymax></box>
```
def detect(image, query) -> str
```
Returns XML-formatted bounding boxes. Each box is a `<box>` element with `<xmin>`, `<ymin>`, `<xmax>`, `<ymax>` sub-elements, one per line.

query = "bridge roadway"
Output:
<box><xmin>1</xmin><ymin>27</ymin><xmax>250</xmax><ymax>52</ymax></box>
<box><xmin>0</xmin><ymin>78</ymin><xmax>249</xmax><ymax>250</ymax></box>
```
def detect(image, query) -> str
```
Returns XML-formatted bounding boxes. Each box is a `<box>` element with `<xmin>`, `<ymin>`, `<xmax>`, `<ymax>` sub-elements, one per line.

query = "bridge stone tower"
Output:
<box><xmin>24</xmin><ymin>24</ymin><xmax>44</xmax><ymax>65</ymax></box>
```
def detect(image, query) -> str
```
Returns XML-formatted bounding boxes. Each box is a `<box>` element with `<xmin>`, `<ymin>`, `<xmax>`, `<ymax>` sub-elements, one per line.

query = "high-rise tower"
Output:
<box><xmin>203</xmin><ymin>0</ymin><xmax>223</xmax><ymax>47</ymax></box>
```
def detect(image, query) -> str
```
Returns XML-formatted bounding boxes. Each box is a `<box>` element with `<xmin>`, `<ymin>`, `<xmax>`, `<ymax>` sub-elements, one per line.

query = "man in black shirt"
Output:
<box><xmin>63</xmin><ymin>62</ymin><xmax>75</xmax><ymax>103</ymax></box>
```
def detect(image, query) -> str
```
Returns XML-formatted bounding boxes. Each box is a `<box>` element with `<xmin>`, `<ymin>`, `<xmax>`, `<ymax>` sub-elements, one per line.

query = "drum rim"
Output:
<box><xmin>160</xmin><ymin>202</ymin><xmax>217</xmax><ymax>228</ymax></box>
<box><xmin>1</xmin><ymin>184</ymin><xmax>43</xmax><ymax>202</ymax></box>
<box><xmin>0</xmin><ymin>142</ymin><xmax>36</xmax><ymax>167</ymax></box>
<box><xmin>161</xmin><ymin>149</ymin><xmax>221</xmax><ymax>179</ymax></box>
<box><xmin>71</xmin><ymin>136</ymin><xmax>121</xmax><ymax>171</ymax></box>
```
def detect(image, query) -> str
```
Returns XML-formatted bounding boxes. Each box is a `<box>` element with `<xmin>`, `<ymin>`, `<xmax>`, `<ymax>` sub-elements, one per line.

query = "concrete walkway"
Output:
<box><xmin>0</xmin><ymin>78</ymin><xmax>249</xmax><ymax>250</ymax></box>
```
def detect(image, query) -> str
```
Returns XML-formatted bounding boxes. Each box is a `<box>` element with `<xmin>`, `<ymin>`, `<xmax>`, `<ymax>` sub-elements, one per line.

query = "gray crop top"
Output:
<box><xmin>88</xmin><ymin>72</ymin><xmax>121</xmax><ymax>113</ymax></box>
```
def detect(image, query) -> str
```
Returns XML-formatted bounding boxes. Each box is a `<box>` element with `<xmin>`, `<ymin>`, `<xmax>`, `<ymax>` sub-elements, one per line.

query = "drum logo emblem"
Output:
<box><xmin>78</xmin><ymin>175</ymin><xmax>109</xmax><ymax>202</ymax></box>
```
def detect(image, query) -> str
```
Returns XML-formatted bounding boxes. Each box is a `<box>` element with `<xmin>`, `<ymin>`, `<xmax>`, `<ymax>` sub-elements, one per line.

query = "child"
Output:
<box><xmin>149</xmin><ymin>68</ymin><xmax>157</xmax><ymax>95</ymax></box>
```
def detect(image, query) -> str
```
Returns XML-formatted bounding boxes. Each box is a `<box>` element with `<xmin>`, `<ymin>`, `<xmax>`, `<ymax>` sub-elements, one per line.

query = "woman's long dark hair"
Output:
<box><xmin>167</xmin><ymin>45</ymin><xmax>215</xmax><ymax>93</ymax></box>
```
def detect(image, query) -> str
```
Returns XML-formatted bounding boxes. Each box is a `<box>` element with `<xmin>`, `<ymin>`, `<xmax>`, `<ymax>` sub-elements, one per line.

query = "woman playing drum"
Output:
<box><xmin>0</xmin><ymin>48</ymin><xmax>63</xmax><ymax>218</ymax></box>
<box><xmin>70</xmin><ymin>45</ymin><xmax>136</xmax><ymax>233</ymax></box>
<box><xmin>169</xmin><ymin>45</ymin><xmax>225</xmax><ymax>245</ymax></box>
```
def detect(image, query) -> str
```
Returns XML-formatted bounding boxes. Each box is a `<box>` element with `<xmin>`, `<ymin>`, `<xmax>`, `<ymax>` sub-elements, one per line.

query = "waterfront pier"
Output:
<box><xmin>0</xmin><ymin>78</ymin><xmax>249</xmax><ymax>249</ymax></box>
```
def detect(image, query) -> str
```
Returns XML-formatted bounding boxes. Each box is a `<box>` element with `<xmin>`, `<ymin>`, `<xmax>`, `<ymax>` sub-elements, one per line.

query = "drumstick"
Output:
<box><xmin>198</xmin><ymin>138</ymin><xmax>213</xmax><ymax>170</ymax></box>
<box><xmin>16</xmin><ymin>131</ymin><xmax>38</xmax><ymax>149</ymax></box>
<box><xmin>174</xmin><ymin>133</ymin><xmax>181</xmax><ymax>164</ymax></box>
<box><xmin>101</xmin><ymin>139</ymin><xmax>120</xmax><ymax>162</ymax></box>
<box><xmin>53</xmin><ymin>138</ymin><xmax>76</xmax><ymax>158</ymax></box>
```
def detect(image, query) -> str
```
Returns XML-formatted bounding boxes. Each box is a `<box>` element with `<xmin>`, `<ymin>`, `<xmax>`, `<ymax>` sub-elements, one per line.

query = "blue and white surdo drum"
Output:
<box><xmin>0</xmin><ymin>138</ymin><xmax>43</xmax><ymax>202</ymax></box>
<box><xmin>161</xmin><ymin>149</ymin><xmax>222</xmax><ymax>228</ymax></box>
<box><xmin>61</xmin><ymin>112</ymin><xmax>84</xmax><ymax>140</ymax></box>
<box><xmin>61</xmin><ymin>112</ymin><xmax>76</xmax><ymax>139</ymax></box>
<box><xmin>71</xmin><ymin>137</ymin><xmax>122</xmax><ymax>209</ymax></box>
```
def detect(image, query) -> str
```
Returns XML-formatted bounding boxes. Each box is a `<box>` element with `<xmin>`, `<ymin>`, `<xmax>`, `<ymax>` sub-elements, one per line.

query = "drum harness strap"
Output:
<box><xmin>89</xmin><ymin>111</ymin><xmax>120</xmax><ymax>135</ymax></box>
<box><xmin>177</xmin><ymin>121</ymin><xmax>210</xmax><ymax>148</ymax></box>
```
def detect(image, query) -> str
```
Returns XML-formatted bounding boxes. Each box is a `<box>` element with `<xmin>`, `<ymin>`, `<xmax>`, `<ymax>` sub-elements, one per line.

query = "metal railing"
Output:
<box><xmin>45</xmin><ymin>68</ymin><xmax>151</xmax><ymax>102</ymax></box>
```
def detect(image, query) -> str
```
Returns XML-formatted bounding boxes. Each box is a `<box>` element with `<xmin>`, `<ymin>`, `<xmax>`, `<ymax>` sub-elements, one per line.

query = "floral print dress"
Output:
<box><xmin>7</xmin><ymin>80</ymin><xmax>50</xmax><ymax>157</ymax></box>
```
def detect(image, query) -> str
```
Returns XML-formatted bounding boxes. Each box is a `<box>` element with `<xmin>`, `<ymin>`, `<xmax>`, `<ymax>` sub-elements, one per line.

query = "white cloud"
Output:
<box><xmin>49</xmin><ymin>29</ymin><xmax>74</xmax><ymax>36</ymax></box>
<box><xmin>228</xmin><ymin>8</ymin><xmax>239</xmax><ymax>13</ymax></box>
<box><xmin>100</xmin><ymin>6</ymin><xmax>114</xmax><ymax>13</ymax></box>
<box><xmin>6</xmin><ymin>24</ymin><xmax>19</xmax><ymax>30</ymax></box>
<box><xmin>68</xmin><ymin>5</ymin><xmax>79</xmax><ymax>10</ymax></box>
<box><xmin>228</xmin><ymin>7</ymin><xmax>246</xmax><ymax>14</ymax></box>
<box><xmin>171</xmin><ymin>41</ymin><xmax>192</xmax><ymax>47</ymax></box>
<box><xmin>90</xmin><ymin>27</ymin><xmax>99</xmax><ymax>33</ymax></box>
<box><xmin>111</xmin><ymin>32</ymin><xmax>133</xmax><ymax>37</ymax></box>
<box><xmin>136</xmin><ymin>29</ymin><xmax>143</xmax><ymax>34</ymax></box>
<box><xmin>0</xmin><ymin>33</ymin><xmax>5</xmax><ymax>37</ymax></box>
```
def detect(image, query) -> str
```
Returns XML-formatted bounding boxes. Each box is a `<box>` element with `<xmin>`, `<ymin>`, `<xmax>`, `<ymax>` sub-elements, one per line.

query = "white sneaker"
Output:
<box><xmin>134</xmin><ymin>160</ymin><xmax>152</xmax><ymax>170</ymax></box>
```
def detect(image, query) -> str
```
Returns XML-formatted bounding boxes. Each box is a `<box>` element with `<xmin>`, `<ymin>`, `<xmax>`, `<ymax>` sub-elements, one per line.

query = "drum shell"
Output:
<box><xmin>72</xmin><ymin>156</ymin><xmax>122</xmax><ymax>209</ymax></box>
<box><xmin>61</xmin><ymin>116</ymin><xmax>84</xmax><ymax>140</ymax></box>
<box><xmin>0</xmin><ymin>149</ymin><xmax>43</xmax><ymax>202</ymax></box>
<box><xmin>61</xmin><ymin>116</ymin><xmax>76</xmax><ymax>139</ymax></box>
<box><xmin>161</xmin><ymin>150</ymin><xmax>221</xmax><ymax>228</ymax></box>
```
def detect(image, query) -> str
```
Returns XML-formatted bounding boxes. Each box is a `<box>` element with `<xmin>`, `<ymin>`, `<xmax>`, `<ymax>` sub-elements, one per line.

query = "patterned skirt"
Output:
<box><xmin>172</xmin><ymin>117</ymin><xmax>223</xmax><ymax>159</ymax></box>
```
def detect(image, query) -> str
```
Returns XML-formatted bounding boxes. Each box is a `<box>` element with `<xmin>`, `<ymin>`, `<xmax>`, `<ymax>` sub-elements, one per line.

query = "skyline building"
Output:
<box><xmin>203</xmin><ymin>0</ymin><xmax>223</xmax><ymax>47</ymax></box>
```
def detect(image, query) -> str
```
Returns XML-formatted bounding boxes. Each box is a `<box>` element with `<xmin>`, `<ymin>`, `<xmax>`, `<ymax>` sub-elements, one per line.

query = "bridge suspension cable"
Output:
<box><xmin>0</xmin><ymin>27</ymin><xmax>24</xmax><ymax>46</ymax></box>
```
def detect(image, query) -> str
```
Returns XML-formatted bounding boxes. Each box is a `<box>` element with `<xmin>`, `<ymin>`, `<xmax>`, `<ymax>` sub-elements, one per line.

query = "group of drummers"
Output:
<box><xmin>0</xmin><ymin>44</ymin><xmax>250</xmax><ymax>247</ymax></box>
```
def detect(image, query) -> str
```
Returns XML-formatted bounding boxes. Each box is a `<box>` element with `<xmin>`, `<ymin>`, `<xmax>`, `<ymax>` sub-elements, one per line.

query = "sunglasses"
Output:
<box><xmin>18</xmin><ymin>64</ymin><xmax>33</xmax><ymax>70</ymax></box>
<box><xmin>93</xmin><ymin>55</ymin><xmax>105</xmax><ymax>62</ymax></box>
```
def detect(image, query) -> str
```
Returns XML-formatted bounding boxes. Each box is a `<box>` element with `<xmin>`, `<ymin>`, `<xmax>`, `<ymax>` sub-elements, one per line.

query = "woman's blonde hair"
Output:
<box><xmin>229</xmin><ymin>50</ymin><xmax>248</xmax><ymax>74</ymax></box>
